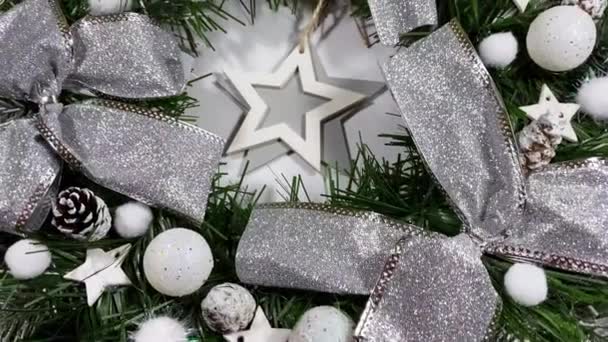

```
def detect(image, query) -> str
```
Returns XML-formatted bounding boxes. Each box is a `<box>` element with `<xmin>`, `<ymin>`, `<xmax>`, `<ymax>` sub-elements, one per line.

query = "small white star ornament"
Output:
<box><xmin>223</xmin><ymin>307</ymin><xmax>291</xmax><ymax>342</ymax></box>
<box><xmin>64</xmin><ymin>244</ymin><xmax>132</xmax><ymax>306</ymax></box>
<box><xmin>519</xmin><ymin>84</ymin><xmax>579</xmax><ymax>142</ymax></box>
<box><xmin>224</xmin><ymin>44</ymin><xmax>366</xmax><ymax>171</ymax></box>
<box><xmin>513</xmin><ymin>0</ymin><xmax>529</xmax><ymax>11</ymax></box>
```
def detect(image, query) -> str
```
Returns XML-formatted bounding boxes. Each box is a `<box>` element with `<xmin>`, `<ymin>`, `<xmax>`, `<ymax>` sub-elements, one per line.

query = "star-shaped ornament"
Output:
<box><xmin>513</xmin><ymin>0</ymin><xmax>529</xmax><ymax>12</ymax></box>
<box><xmin>519</xmin><ymin>84</ymin><xmax>579</xmax><ymax>142</ymax></box>
<box><xmin>64</xmin><ymin>244</ymin><xmax>132</xmax><ymax>306</ymax></box>
<box><xmin>223</xmin><ymin>44</ymin><xmax>367</xmax><ymax>171</ymax></box>
<box><xmin>224</xmin><ymin>307</ymin><xmax>291</xmax><ymax>342</ymax></box>
<box><xmin>216</xmin><ymin>48</ymin><xmax>384</xmax><ymax>174</ymax></box>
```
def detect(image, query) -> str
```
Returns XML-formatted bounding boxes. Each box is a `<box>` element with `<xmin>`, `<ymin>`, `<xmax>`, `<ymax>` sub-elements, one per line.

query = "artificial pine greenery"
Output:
<box><xmin>1</xmin><ymin>0</ymin><xmax>608</xmax><ymax>341</ymax></box>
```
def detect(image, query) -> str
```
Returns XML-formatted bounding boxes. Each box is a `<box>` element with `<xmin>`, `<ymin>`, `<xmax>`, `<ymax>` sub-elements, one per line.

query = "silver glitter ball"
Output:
<box><xmin>201</xmin><ymin>283</ymin><xmax>257</xmax><ymax>333</ymax></box>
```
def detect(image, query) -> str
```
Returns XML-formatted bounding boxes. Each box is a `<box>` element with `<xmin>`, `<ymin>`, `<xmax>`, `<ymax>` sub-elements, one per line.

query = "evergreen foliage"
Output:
<box><xmin>1</xmin><ymin>0</ymin><xmax>608</xmax><ymax>341</ymax></box>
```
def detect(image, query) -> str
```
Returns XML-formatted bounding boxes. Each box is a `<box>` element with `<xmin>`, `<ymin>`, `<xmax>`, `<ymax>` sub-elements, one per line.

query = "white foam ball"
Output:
<box><xmin>504</xmin><ymin>263</ymin><xmax>548</xmax><ymax>307</ymax></box>
<box><xmin>577</xmin><ymin>77</ymin><xmax>608</xmax><ymax>120</ymax></box>
<box><xmin>4</xmin><ymin>239</ymin><xmax>52</xmax><ymax>280</ymax></box>
<box><xmin>288</xmin><ymin>306</ymin><xmax>354</xmax><ymax>342</ymax></box>
<box><xmin>88</xmin><ymin>0</ymin><xmax>133</xmax><ymax>15</ymax></box>
<box><xmin>478</xmin><ymin>32</ymin><xmax>519</xmax><ymax>68</ymax></box>
<box><xmin>526</xmin><ymin>6</ymin><xmax>597</xmax><ymax>72</ymax></box>
<box><xmin>133</xmin><ymin>316</ymin><xmax>188</xmax><ymax>342</ymax></box>
<box><xmin>114</xmin><ymin>202</ymin><xmax>154</xmax><ymax>238</ymax></box>
<box><xmin>143</xmin><ymin>228</ymin><xmax>214</xmax><ymax>297</ymax></box>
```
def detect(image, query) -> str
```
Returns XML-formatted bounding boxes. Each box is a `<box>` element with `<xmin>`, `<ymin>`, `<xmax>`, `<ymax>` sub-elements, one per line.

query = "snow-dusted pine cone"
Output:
<box><xmin>52</xmin><ymin>187</ymin><xmax>111</xmax><ymax>241</ymax></box>
<box><xmin>518</xmin><ymin>115</ymin><xmax>562</xmax><ymax>171</ymax></box>
<box><xmin>563</xmin><ymin>0</ymin><xmax>607</xmax><ymax>18</ymax></box>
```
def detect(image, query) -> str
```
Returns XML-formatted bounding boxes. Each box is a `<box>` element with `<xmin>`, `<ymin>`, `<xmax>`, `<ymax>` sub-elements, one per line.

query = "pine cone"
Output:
<box><xmin>52</xmin><ymin>187</ymin><xmax>111</xmax><ymax>241</ymax></box>
<box><xmin>518</xmin><ymin>116</ymin><xmax>562</xmax><ymax>171</ymax></box>
<box><xmin>562</xmin><ymin>0</ymin><xmax>607</xmax><ymax>18</ymax></box>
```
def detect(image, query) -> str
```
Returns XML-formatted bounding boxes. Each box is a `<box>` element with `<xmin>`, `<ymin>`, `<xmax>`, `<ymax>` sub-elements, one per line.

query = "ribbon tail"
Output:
<box><xmin>383</xmin><ymin>20</ymin><xmax>525</xmax><ymax>240</ymax></box>
<box><xmin>486</xmin><ymin>158</ymin><xmax>608</xmax><ymax>277</ymax></box>
<box><xmin>0</xmin><ymin>119</ymin><xmax>62</xmax><ymax>234</ymax></box>
<box><xmin>235</xmin><ymin>203</ymin><xmax>435</xmax><ymax>295</ymax></box>
<box><xmin>36</xmin><ymin>100</ymin><xmax>224</xmax><ymax>224</ymax></box>
<box><xmin>356</xmin><ymin>234</ymin><xmax>500</xmax><ymax>342</ymax></box>
<box><xmin>367</xmin><ymin>0</ymin><xmax>437</xmax><ymax>46</ymax></box>
<box><xmin>67</xmin><ymin>13</ymin><xmax>187</xmax><ymax>99</ymax></box>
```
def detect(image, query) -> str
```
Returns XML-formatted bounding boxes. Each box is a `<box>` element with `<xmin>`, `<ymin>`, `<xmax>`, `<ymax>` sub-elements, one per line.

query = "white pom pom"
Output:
<box><xmin>504</xmin><ymin>263</ymin><xmax>548</xmax><ymax>307</ymax></box>
<box><xmin>114</xmin><ymin>202</ymin><xmax>154</xmax><ymax>238</ymax></box>
<box><xmin>478</xmin><ymin>32</ymin><xmax>518</xmax><ymax>69</ymax></box>
<box><xmin>4</xmin><ymin>239</ymin><xmax>52</xmax><ymax>279</ymax></box>
<box><xmin>133</xmin><ymin>316</ymin><xmax>188</xmax><ymax>342</ymax></box>
<box><xmin>577</xmin><ymin>77</ymin><xmax>608</xmax><ymax>120</ymax></box>
<box><xmin>88</xmin><ymin>0</ymin><xmax>133</xmax><ymax>15</ymax></box>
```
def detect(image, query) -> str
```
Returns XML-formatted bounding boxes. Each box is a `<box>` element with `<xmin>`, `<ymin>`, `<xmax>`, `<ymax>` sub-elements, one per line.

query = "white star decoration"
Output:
<box><xmin>224</xmin><ymin>45</ymin><xmax>367</xmax><ymax>171</ymax></box>
<box><xmin>513</xmin><ymin>0</ymin><xmax>529</xmax><ymax>12</ymax></box>
<box><xmin>64</xmin><ymin>244</ymin><xmax>132</xmax><ymax>306</ymax></box>
<box><xmin>519</xmin><ymin>84</ymin><xmax>579</xmax><ymax>142</ymax></box>
<box><xmin>224</xmin><ymin>307</ymin><xmax>291</xmax><ymax>342</ymax></box>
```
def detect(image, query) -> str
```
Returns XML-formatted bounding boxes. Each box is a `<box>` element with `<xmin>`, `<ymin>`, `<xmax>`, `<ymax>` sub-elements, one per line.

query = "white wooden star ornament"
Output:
<box><xmin>224</xmin><ymin>44</ymin><xmax>366</xmax><ymax>171</ymax></box>
<box><xmin>64</xmin><ymin>244</ymin><xmax>133</xmax><ymax>306</ymax></box>
<box><xmin>224</xmin><ymin>307</ymin><xmax>291</xmax><ymax>342</ymax></box>
<box><xmin>519</xmin><ymin>84</ymin><xmax>579</xmax><ymax>142</ymax></box>
<box><xmin>513</xmin><ymin>0</ymin><xmax>529</xmax><ymax>12</ymax></box>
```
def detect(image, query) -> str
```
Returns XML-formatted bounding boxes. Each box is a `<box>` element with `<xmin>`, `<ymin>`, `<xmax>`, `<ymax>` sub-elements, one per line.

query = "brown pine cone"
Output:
<box><xmin>51</xmin><ymin>187</ymin><xmax>111</xmax><ymax>241</ymax></box>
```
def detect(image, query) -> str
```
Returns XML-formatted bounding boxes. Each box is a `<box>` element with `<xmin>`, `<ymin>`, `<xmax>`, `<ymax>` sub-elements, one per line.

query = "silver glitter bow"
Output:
<box><xmin>367</xmin><ymin>0</ymin><xmax>437</xmax><ymax>45</ymax></box>
<box><xmin>0</xmin><ymin>0</ymin><xmax>224</xmax><ymax>234</ymax></box>
<box><xmin>235</xmin><ymin>21</ymin><xmax>608</xmax><ymax>341</ymax></box>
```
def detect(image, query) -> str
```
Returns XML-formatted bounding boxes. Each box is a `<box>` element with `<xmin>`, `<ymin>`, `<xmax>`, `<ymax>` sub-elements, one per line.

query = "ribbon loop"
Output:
<box><xmin>68</xmin><ymin>13</ymin><xmax>186</xmax><ymax>99</ymax></box>
<box><xmin>0</xmin><ymin>119</ymin><xmax>61</xmax><ymax>234</ymax></box>
<box><xmin>383</xmin><ymin>21</ymin><xmax>525</xmax><ymax>240</ymax></box>
<box><xmin>355</xmin><ymin>234</ymin><xmax>499</xmax><ymax>342</ymax></box>
<box><xmin>368</xmin><ymin>0</ymin><xmax>437</xmax><ymax>46</ymax></box>
<box><xmin>0</xmin><ymin>0</ymin><xmax>71</xmax><ymax>101</ymax></box>
<box><xmin>0</xmin><ymin>0</ymin><xmax>186</xmax><ymax>103</ymax></box>
<box><xmin>487</xmin><ymin>159</ymin><xmax>608</xmax><ymax>276</ymax></box>
<box><xmin>37</xmin><ymin>100</ymin><xmax>224</xmax><ymax>224</ymax></box>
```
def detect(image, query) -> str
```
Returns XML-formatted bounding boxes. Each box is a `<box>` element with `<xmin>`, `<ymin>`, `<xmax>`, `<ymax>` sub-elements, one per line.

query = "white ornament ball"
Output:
<box><xmin>88</xmin><ymin>0</ymin><xmax>133</xmax><ymax>15</ymax></box>
<box><xmin>114</xmin><ymin>202</ymin><xmax>154</xmax><ymax>238</ymax></box>
<box><xmin>143</xmin><ymin>228</ymin><xmax>214</xmax><ymax>297</ymax></box>
<box><xmin>4</xmin><ymin>239</ymin><xmax>52</xmax><ymax>280</ymax></box>
<box><xmin>577</xmin><ymin>76</ymin><xmax>608</xmax><ymax>119</ymax></box>
<box><xmin>504</xmin><ymin>263</ymin><xmax>548</xmax><ymax>307</ymax></box>
<box><xmin>201</xmin><ymin>283</ymin><xmax>257</xmax><ymax>333</ymax></box>
<box><xmin>478</xmin><ymin>32</ymin><xmax>519</xmax><ymax>68</ymax></box>
<box><xmin>133</xmin><ymin>316</ymin><xmax>188</xmax><ymax>342</ymax></box>
<box><xmin>526</xmin><ymin>6</ymin><xmax>597</xmax><ymax>72</ymax></box>
<box><xmin>288</xmin><ymin>306</ymin><xmax>354</xmax><ymax>342</ymax></box>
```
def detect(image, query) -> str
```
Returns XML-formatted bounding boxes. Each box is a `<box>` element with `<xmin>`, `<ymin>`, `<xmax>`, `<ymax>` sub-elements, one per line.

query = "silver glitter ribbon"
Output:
<box><xmin>0</xmin><ymin>0</ymin><xmax>224</xmax><ymax>234</ymax></box>
<box><xmin>367</xmin><ymin>0</ymin><xmax>437</xmax><ymax>46</ymax></box>
<box><xmin>236</xmin><ymin>20</ymin><xmax>608</xmax><ymax>341</ymax></box>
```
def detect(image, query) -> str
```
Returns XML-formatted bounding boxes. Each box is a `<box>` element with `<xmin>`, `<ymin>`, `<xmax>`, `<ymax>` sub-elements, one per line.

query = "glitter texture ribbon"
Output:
<box><xmin>0</xmin><ymin>0</ymin><xmax>224</xmax><ymax>234</ymax></box>
<box><xmin>236</xmin><ymin>20</ymin><xmax>608</xmax><ymax>341</ymax></box>
<box><xmin>367</xmin><ymin>0</ymin><xmax>437</xmax><ymax>45</ymax></box>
